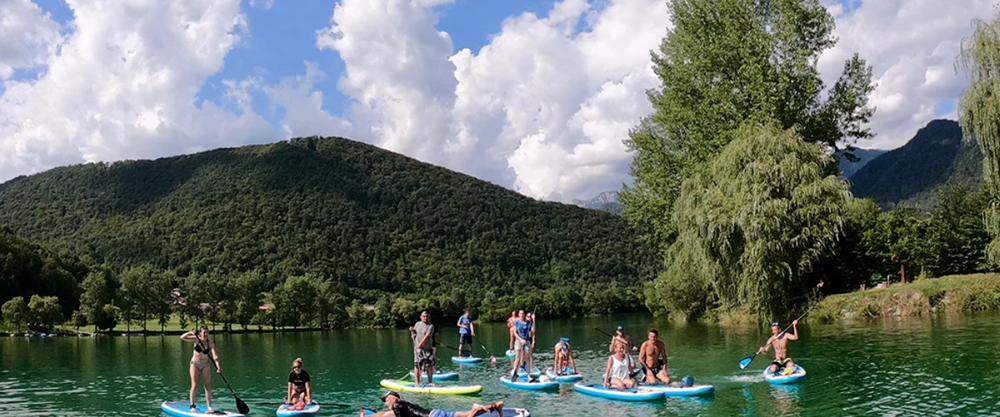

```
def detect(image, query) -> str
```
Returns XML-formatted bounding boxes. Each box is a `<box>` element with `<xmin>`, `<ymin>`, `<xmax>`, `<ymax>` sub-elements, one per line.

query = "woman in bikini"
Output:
<box><xmin>181</xmin><ymin>326</ymin><xmax>222</xmax><ymax>413</ymax></box>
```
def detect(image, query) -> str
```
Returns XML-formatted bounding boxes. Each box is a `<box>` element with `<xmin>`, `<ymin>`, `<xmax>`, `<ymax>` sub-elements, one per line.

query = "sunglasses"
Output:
<box><xmin>772</xmin><ymin>322</ymin><xmax>780</xmax><ymax>326</ymax></box>
<box><xmin>294</xmin><ymin>366</ymin><xmax>301</xmax><ymax>369</ymax></box>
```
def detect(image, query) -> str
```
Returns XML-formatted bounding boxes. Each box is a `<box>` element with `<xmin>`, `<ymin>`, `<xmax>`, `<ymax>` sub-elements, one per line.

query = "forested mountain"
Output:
<box><xmin>836</xmin><ymin>148</ymin><xmax>886</xmax><ymax>178</ymax></box>
<box><xmin>0</xmin><ymin>136</ymin><xmax>657</xmax><ymax>322</ymax></box>
<box><xmin>849</xmin><ymin>119</ymin><xmax>983</xmax><ymax>210</ymax></box>
<box><xmin>0</xmin><ymin>226</ymin><xmax>92</xmax><ymax>317</ymax></box>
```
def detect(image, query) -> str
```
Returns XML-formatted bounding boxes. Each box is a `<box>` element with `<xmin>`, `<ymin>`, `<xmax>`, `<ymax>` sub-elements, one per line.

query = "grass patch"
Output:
<box><xmin>818</xmin><ymin>273</ymin><xmax>1000</xmax><ymax>320</ymax></box>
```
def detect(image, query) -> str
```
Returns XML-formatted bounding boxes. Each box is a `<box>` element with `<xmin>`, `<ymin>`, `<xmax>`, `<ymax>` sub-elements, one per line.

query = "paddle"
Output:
<box><xmin>479</xmin><ymin>342</ymin><xmax>497</xmax><ymax>364</ymax></box>
<box><xmin>255</xmin><ymin>401</ymin><xmax>350</xmax><ymax>407</ymax></box>
<box><xmin>202</xmin><ymin>333</ymin><xmax>250</xmax><ymax>415</ymax></box>
<box><xmin>738</xmin><ymin>282</ymin><xmax>825</xmax><ymax>370</ymax></box>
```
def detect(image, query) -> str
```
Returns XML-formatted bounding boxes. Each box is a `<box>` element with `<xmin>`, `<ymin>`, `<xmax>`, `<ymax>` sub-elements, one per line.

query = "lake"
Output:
<box><xmin>2</xmin><ymin>312</ymin><xmax>1000</xmax><ymax>416</ymax></box>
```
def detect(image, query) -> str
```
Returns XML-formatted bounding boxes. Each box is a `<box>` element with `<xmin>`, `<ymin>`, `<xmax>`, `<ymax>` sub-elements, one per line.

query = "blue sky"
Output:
<box><xmin>0</xmin><ymin>0</ymin><xmax>991</xmax><ymax>201</ymax></box>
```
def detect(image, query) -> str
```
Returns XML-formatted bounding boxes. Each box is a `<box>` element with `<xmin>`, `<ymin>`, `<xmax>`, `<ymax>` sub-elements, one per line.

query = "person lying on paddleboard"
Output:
<box><xmin>508</xmin><ymin>310</ymin><xmax>533</xmax><ymax>381</ymax></box>
<box><xmin>410</xmin><ymin>311</ymin><xmax>436</xmax><ymax>387</ymax></box>
<box><xmin>180</xmin><ymin>326</ymin><xmax>221</xmax><ymax>413</ymax></box>
<box><xmin>758</xmin><ymin>319</ymin><xmax>799</xmax><ymax>375</ymax></box>
<box><xmin>604</xmin><ymin>342</ymin><xmax>637</xmax><ymax>389</ymax></box>
<box><xmin>553</xmin><ymin>337</ymin><xmax>576</xmax><ymax>375</ymax></box>
<box><xmin>286</xmin><ymin>357</ymin><xmax>312</xmax><ymax>409</ymax></box>
<box><xmin>639</xmin><ymin>328</ymin><xmax>671</xmax><ymax>385</ymax></box>
<box><xmin>609</xmin><ymin>325</ymin><xmax>637</xmax><ymax>353</ymax></box>
<box><xmin>365</xmin><ymin>390</ymin><xmax>503</xmax><ymax>417</ymax></box>
<box><xmin>456</xmin><ymin>310</ymin><xmax>475</xmax><ymax>357</ymax></box>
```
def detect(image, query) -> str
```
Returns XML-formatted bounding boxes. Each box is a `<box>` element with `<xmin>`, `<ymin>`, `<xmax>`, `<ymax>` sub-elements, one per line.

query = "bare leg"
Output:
<box><xmin>427</xmin><ymin>362</ymin><xmax>435</xmax><ymax>385</ymax></box>
<box><xmin>656</xmin><ymin>369</ymin><xmax>671</xmax><ymax>384</ymax></box>
<box><xmin>201</xmin><ymin>365</ymin><xmax>214</xmax><ymax>412</ymax></box>
<box><xmin>644</xmin><ymin>367</ymin><xmax>656</xmax><ymax>384</ymax></box>
<box><xmin>414</xmin><ymin>363</ymin><xmax>422</xmax><ymax>387</ymax></box>
<box><xmin>454</xmin><ymin>401</ymin><xmax>503</xmax><ymax>417</ymax></box>
<box><xmin>188</xmin><ymin>364</ymin><xmax>198</xmax><ymax>408</ymax></box>
<box><xmin>610</xmin><ymin>378</ymin><xmax>627</xmax><ymax>389</ymax></box>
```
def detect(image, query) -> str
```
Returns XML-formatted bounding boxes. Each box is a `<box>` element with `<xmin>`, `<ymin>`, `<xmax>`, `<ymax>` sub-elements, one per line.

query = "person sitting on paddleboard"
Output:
<box><xmin>553</xmin><ymin>337</ymin><xmax>576</xmax><ymax>375</ymax></box>
<box><xmin>180</xmin><ymin>326</ymin><xmax>221</xmax><ymax>413</ymax></box>
<box><xmin>639</xmin><ymin>328</ymin><xmax>671</xmax><ymax>385</ymax></box>
<box><xmin>509</xmin><ymin>310</ymin><xmax>533</xmax><ymax>380</ymax></box>
<box><xmin>604</xmin><ymin>342</ymin><xmax>637</xmax><ymax>389</ymax></box>
<box><xmin>410</xmin><ymin>311</ymin><xmax>436</xmax><ymax>387</ymax></box>
<box><xmin>456</xmin><ymin>310</ymin><xmax>475</xmax><ymax>357</ymax></box>
<box><xmin>758</xmin><ymin>319</ymin><xmax>799</xmax><ymax>375</ymax></box>
<box><xmin>365</xmin><ymin>391</ymin><xmax>503</xmax><ymax>417</ymax></box>
<box><xmin>609</xmin><ymin>325</ymin><xmax>637</xmax><ymax>353</ymax></box>
<box><xmin>286</xmin><ymin>357</ymin><xmax>312</xmax><ymax>409</ymax></box>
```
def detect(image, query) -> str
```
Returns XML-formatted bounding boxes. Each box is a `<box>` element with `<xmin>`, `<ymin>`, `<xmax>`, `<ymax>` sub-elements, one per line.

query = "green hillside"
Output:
<box><xmin>0</xmin><ymin>136</ymin><xmax>657</xmax><ymax>324</ymax></box>
<box><xmin>849</xmin><ymin>119</ymin><xmax>983</xmax><ymax>210</ymax></box>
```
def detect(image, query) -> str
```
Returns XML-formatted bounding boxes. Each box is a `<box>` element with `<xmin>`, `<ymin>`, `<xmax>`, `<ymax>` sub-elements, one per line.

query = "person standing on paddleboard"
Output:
<box><xmin>180</xmin><ymin>326</ymin><xmax>222</xmax><ymax>413</ymax></box>
<box><xmin>509</xmin><ymin>310</ymin><xmax>532</xmax><ymax>380</ymax></box>
<box><xmin>456</xmin><ymin>310</ymin><xmax>475</xmax><ymax>357</ymax></box>
<box><xmin>553</xmin><ymin>337</ymin><xmax>576</xmax><ymax>375</ymax></box>
<box><xmin>506</xmin><ymin>311</ymin><xmax>517</xmax><ymax>351</ymax></box>
<box><xmin>410</xmin><ymin>311</ymin><xmax>436</xmax><ymax>387</ymax></box>
<box><xmin>758</xmin><ymin>320</ymin><xmax>799</xmax><ymax>374</ymax></box>
<box><xmin>365</xmin><ymin>391</ymin><xmax>502</xmax><ymax>417</ymax></box>
<box><xmin>286</xmin><ymin>358</ymin><xmax>312</xmax><ymax>409</ymax></box>
<box><xmin>603</xmin><ymin>342</ymin><xmax>637</xmax><ymax>389</ymax></box>
<box><xmin>638</xmin><ymin>328</ymin><xmax>671</xmax><ymax>385</ymax></box>
<box><xmin>609</xmin><ymin>326</ymin><xmax>637</xmax><ymax>353</ymax></box>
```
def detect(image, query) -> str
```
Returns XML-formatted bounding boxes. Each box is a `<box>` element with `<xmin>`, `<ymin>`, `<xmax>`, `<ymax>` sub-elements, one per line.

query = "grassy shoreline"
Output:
<box><xmin>813</xmin><ymin>273</ymin><xmax>1000</xmax><ymax>322</ymax></box>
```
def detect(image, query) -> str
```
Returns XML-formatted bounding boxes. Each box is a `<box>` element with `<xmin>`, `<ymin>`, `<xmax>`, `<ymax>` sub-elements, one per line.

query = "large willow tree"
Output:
<box><xmin>648</xmin><ymin>123</ymin><xmax>851</xmax><ymax>320</ymax></box>
<box><xmin>620</xmin><ymin>0</ymin><xmax>874</xmax><ymax>256</ymax></box>
<box><xmin>958</xmin><ymin>11</ymin><xmax>1000</xmax><ymax>264</ymax></box>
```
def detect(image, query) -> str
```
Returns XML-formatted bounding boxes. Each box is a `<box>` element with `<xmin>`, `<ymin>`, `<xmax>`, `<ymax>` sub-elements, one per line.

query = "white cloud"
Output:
<box><xmin>295</xmin><ymin>0</ymin><xmax>671</xmax><ymax>202</ymax></box>
<box><xmin>819</xmin><ymin>0</ymin><xmax>996</xmax><ymax>149</ymax></box>
<box><xmin>0</xmin><ymin>0</ymin><xmax>275</xmax><ymax>181</ymax></box>
<box><xmin>0</xmin><ymin>0</ymin><xmax>63</xmax><ymax>79</ymax></box>
<box><xmin>250</xmin><ymin>0</ymin><xmax>275</xmax><ymax>10</ymax></box>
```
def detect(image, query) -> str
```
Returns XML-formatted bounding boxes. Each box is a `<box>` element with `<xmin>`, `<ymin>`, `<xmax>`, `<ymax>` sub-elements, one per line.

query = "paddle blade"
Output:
<box><xmin>738</xmin><ymin>356</ymin><xmax>754</xmax><ymax>369</ymax></box>
<box><xmin>235</xmin><ymin>397</ymin><xmax>250</xmax><ymax>415</ymax></box>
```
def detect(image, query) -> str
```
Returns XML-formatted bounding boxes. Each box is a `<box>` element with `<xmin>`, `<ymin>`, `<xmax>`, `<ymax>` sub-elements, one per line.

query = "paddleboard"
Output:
<box><xmin>499</xmin><ymin>375</ymin><xmax>560</xmax><ymax>391</ymax></box>
<box><xmin>452</xmin><ymin>356</ymin><xmax>484</xmax><ymax>364</ymax></box>
<box><xmin>407</xmin><ymin>369</ymin><xmax>460</xmax><ymax>380</ymax></box>
<box><xmin>572</xmin><ymin>383</ymin><xmax>665</xmax><ymax>401</ymax></box>
<box><xmin>544</xmin><ymin>367</ymin><xmax>583</xmax><ymax>383</ymax></box>
<box><xmin>361</xmin><ymin>407</ymin><xmax>531</xmax><ymax>417</ymax></box>
<box><xmin>379</xmin><ymin>379</ymin><xmax>483</xmax><ymax>395</ymax></box>
<box><xmin>512</xmin><ymin>365</ymin><xmax>541</xmax><ymax>377</ymax></box>
<box><xmin>763</xmin><ymin>365</ymin><xmax>806</xmax><ymax>384</ymax></box>
<box><xmin>505</xmin><ymin>350</ymin><xmax>516</xmax><ymax>359</ymax></box>
<box><xmin>160</xmin><ymin>401</ymin><xmax>245</xmax><ymax>417</ymax></box>
<box><xmin>638</xmin><ymin>383</ymin><xmax>715</xmax><ymax>397</ymax></box>
<box><xmin>277</xmin><ymin>401</ymin><xmax>320</xmax><ymax>416</ymax></box>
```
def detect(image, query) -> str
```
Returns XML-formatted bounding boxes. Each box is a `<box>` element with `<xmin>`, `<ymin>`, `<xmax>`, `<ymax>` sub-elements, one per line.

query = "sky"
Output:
<box><xmin>0</xmin><ymin>0</ymin><xmax>996</xmax><ymax>203</ymax></box>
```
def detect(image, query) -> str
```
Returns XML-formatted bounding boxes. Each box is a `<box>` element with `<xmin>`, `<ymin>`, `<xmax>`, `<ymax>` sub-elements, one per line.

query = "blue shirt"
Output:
<box><xmin>458</xmin><ymin>316</ymin><xmax>472</xmax><ymax>335</ymax></box>
<box><xmin>515</xmin><ymin>319</ymin><xmax>532</xmax><ymax>340</ymax></box>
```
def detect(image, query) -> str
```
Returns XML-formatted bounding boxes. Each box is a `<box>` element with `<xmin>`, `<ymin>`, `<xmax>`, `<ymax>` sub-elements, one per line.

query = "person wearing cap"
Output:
<box><xmin>366</xmin><ymin>391</ymin><xmax>502</xmax><ymax>417</ymax></box>
<box><xmin>409</xmin><ymin>311</ymin><xmax>437</xmax><ymax>387</ymax></box>
<box><xmin>552</xmin><ymin>337</ymin><xmax>576</xmax><ymax>375</ymax></box>
<box><xmin>757</xmin><ymin>319</ymin><xmax>799</xmax><ymax>375</ymax></box>
<box><xmin>608</xmin><ymin>326</ymin><xmax>637</xmax><ymax>353</ymax></box>
<box><xmin>456</xmin><ymin>310</ymin><xmax>475</xmax><ymax>357</ymax></box>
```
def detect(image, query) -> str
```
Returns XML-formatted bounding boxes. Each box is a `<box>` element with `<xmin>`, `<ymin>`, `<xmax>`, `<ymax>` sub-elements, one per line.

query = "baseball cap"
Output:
<box><xmin>560</xmin><ymin>337</ymin><xmax>570</xmax><ymax>342</ymax></box>
<box><xmin>380</xmin><ymin>391</ymin><xmax>400</xmax><ymax>402</ymax></box>
<box><xmin>616</xmin><ymin>326</ymin><xmax>623</xmax><ymax>331</ymax></box>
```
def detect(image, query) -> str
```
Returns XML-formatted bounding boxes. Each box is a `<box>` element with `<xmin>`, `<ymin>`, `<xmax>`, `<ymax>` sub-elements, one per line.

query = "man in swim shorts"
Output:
<box><xmin>758</xmin><ymin>319</ymin><xmax>799</xmax><ymax>374</ymax></box>
<box><xmin>410</xmin><ymin>311</ymin><xmax>436</xmax><ymax>387</ymax></box>
<box><xmin>365</xmin><ymin>391</ymin><xmax>503</xmax><ymax>417</ymax></box>
<box><xmin>638</xmin><ymin>328</ymin><xmax>671</xmax><ymax>384</ymax></box>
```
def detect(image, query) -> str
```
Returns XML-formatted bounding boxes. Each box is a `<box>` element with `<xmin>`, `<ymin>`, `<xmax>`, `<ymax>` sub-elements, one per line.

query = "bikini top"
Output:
<box><xmin>194</xmin><ymin>337</ymin><xmax>210</xmax><ymax>354</ymax></box>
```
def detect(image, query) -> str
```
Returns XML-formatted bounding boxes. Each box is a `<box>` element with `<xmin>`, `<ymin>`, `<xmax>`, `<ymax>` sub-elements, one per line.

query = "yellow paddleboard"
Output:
<box><xmin>379</xmin><ymin>379</ymin><xmax>483</xmax><ymax>395</ymax></box>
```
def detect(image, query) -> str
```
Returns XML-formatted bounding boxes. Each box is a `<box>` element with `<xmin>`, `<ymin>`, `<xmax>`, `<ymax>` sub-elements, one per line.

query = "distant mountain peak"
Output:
<box><xmin>573</xmin><ymin>191</ymin><xmax>623</xmax><ymax>215</ymax></box>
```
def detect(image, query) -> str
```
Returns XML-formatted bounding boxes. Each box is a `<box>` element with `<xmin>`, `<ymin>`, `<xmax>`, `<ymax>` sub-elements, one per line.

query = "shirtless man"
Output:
<box><xmin>365</xmin><ymin>391</ymin><xmax>502</xmax><ymax>417</ymax></box>
<box><xmin>638</xmin><ymin>328</ymin><xmax>670</xmax><ymax>384</ymax></box>
<box><xmin>757</xmin><ymin>319</ymin><xmax>799</xmax><ymax>374</ymax></box>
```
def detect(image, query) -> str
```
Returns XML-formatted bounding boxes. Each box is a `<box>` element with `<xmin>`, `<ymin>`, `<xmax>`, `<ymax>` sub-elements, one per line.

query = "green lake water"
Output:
<box><xmin>3</xmin><ymin>312</ymin><xmax>1000</xmax><ymax>416</ymax></box>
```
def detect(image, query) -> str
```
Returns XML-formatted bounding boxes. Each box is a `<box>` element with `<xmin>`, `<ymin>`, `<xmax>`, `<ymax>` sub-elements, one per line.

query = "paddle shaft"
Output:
<box><xmin>742</xmin><ymin>304</ymin><xmax>817</xmax><ymax>367</ymax></box>
<box><xmin>200</xmin><ymin>333</ymin><xmax>250</xmax><ymax>414</ymax></box>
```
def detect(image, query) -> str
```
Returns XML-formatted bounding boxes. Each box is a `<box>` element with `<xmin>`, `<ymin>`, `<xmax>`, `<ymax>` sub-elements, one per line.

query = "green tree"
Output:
<box><xmin>80</xmin><ymin>271</ymin><xmax>116</xmax><ymax>332</ymax></box>
<box><xmin>28</xmin><ymin>295</ymin><xmax>63</xmax><ymax>332</ymax></box>
<box><xmin>2</xmin><ymin>296</ymin><xmax>29</xmax><ymax>332</ymax></box>
<box><xmin>620</xmin><ymin>0</ymin><xmax>874</xmax><ymax>254</ymax></box>
<box><xmin>649</xmin><ymin>123</ymin><xmax>851</xmax><ymax>320</ymax></box>
<box><xmin>958</xmin><ymin>10</ymin><xmax>1000</xmax><ymax>264</ymax></box>
<box><xmin>71</xmin><ymin>310</ymin><xmax>87</xmax><ymax>332</ymax></box>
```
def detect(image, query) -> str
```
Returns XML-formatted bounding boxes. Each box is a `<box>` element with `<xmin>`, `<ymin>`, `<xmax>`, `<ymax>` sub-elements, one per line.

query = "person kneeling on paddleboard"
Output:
<box><xmin>603</xmin><ymin>342</ymin><xmax>637</xmax><ymax>389</ymax></box>
<box><xmin>758</xmin><ymin>320</ymin><xmax>799</xmax><ymax>375</ymax></box>
<box><xmin>286</xmin><ymin>357</ymin><xmax>312</xmax><ymax>409</ymax></box>
<box><xmin>638</xmin><ymin>328</ymin><xmax>671</xmax><ymax>385</ymax></box>
<box><xmin>180</xmin><ymin>326</ymin><xmax>222</xmax><ymax>413</ymax></box>
<box><xmin>365</xmin><ymin>391</ymin><xmax>502</xmax><ymax>417</ymax></box>
<box><xmin>553</xmin><ymin>337</ymin><xmax>576</xmax><ymax>375</ymax></box>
